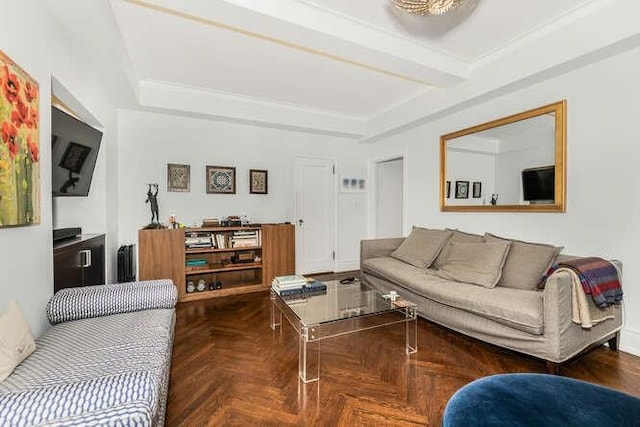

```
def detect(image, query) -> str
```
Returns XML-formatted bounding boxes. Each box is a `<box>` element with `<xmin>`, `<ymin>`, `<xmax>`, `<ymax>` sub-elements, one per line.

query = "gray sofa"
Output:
<box><xmin>0</xmin><ymin>280</ymin><xmax>177</xmax><ymax>426</ymax></box>
<box><xmin>360</xmin><ymin>229</ymin><xmax>623</xmax><ymax>372</ymax></box>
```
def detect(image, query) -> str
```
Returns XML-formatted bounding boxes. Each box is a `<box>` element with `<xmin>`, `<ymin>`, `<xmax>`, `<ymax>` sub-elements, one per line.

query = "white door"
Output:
<box><xmin>294</xmin><ymin>157</ymin><xmax>336</xmax><ymax>274</ymax></box>
<box><xmin>376</xmin><ymin>158</ymin><xmax>403</xmax><ymax>238</ymax></box>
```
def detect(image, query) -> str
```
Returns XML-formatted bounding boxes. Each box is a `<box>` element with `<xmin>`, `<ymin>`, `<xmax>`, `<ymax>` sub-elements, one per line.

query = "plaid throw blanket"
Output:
<box><xmin>539</xmin><ymin>257</ymin><xmax>623</xmax><ymax>308</ymax></box>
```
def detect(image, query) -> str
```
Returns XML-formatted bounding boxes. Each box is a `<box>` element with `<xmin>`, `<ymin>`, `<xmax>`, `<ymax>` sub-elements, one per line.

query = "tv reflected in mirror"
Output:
<box><xmin>51</xmin><ymin>106</ymin><xmax>103</xmax><ymax>197</ymax></box>
<box><xmin>522</xmin><ymin>165</ymin><xmax>555</xmax><ymax>203</ymax></box>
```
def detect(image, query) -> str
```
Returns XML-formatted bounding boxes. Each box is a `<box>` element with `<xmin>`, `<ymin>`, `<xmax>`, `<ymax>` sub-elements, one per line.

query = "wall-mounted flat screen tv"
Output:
<box><xmin>522</xmin><ymin>165</ymin><xmax>555</xmax><ymax>202</ymax></box>
<box><xmin>51</xmin><ymin>106</ymin><xmax>103</xmax><ymax>197</ymax></box>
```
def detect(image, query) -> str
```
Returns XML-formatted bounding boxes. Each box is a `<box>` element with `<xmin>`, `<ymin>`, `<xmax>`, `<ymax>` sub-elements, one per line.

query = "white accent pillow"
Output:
<box><xmin>0</xmin><ymin>300</ymin><xmax>36</xmax><ymax>383</ymax></box>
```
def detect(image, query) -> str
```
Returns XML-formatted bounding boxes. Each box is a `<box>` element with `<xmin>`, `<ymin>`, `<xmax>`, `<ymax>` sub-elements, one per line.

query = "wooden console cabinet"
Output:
<box><xmin>138</xmin><ymin>224</ymin><xmax>294</xmax><ymax>302</ymax></box>
<box><xmin>53</xmin><ymin>234</ymin><xmax>105</xmax><ymax>293</ymax></box>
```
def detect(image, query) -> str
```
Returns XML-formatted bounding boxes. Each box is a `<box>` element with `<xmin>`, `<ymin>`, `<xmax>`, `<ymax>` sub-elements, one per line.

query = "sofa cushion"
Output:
<box><xmin>390</xmin><ymin>227</ymin><xmax>452</xmax><ymax>268</ymax></box>
<box><xmin>431</xmin><ymin>241</ymin><xmax>512</xmax><ymax>288</ymax></box>
<box><xmin>433</xmin><ymin>230</ymin><xmax>485</xmax><ymax>269</ymax></box>
<box><xmin>362</xmin><ymin>257</ymin><xmax>543</xmax><ymax>335</ymax></box>
<box><xmin>0</xmin><ymin>301</ymin><xmax>36</xmax><ymax>383</ymax></box>
<box><xmin>485</xmin><ymin>233</ymin><xmax>562</xmax><ymax>290</ymax></box>
<box><xmin>0</xmin><ymin>308</ymin><xmax>174</xmax><ymax>393</ymax></box>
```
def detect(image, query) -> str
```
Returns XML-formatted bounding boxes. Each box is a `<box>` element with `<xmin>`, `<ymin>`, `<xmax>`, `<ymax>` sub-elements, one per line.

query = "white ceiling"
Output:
<box><xmin>46</xmin><ymin>0</ymin><xmax>640</xmax><ymax>139</ymax></box>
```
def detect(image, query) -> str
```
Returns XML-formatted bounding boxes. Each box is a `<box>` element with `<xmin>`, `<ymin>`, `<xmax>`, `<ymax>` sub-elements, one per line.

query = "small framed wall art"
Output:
<box><xmin>446</xmin><ymin>180</ymin><xmax>451</xmax><ymax>199</ymax></box>
<box><xmin>340</xmin><ymin>177</ymin><xmax>366</xmax><ymax>192</ymax></box>
<box><xmin>472</xmin><ymin>181</ymin><xmax>482</xmax><ymax>198</ymax></box>
<box><xmin>206</xmin><ymin>165</ymin><xmax>236</xmax><ymax>194</ymax></box>
<box><xmin>455</xmin><ymin>180</ymin><xmax>469</xmax><ymax>199</ymax></box>
<box><xmin>249</xmin><ymin>169</ymin><xmax>268</xmax><ymax>194</ymax></box>
<box><xmin>167</xmin><ymin>163</ymin><xmax>190</xmax><ymax>192</ymax></box>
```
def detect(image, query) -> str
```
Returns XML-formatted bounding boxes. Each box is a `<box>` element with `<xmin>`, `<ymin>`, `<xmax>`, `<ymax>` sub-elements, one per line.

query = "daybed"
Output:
<box><xmin>0</xmin><ymin>279</ymin><xmax>177</xmax><ymax>426</ymax></box>
<box><xmin>360</xmin><ymin>228</ymin><xmax>623</xmax><ymax>372</ymax></box>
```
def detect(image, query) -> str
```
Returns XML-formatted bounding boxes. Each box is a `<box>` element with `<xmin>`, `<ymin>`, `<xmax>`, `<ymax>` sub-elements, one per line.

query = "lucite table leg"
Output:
<box><xmin>299</xmin><ymin>326</ymin><xmax>319</xmax><ymax>383</ymax></box>
<box><xmin>270</xmin><ymin>290</ymin><xmax>281</xmax><ymax>330</ymax></box>
<box><xmin>406</xmin><ymin>306</ymin><xmax>417</xmax><ymax>354</ymax></box>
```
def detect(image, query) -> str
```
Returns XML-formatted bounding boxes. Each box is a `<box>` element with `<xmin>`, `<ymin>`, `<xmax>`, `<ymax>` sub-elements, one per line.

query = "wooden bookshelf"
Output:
<box><xmin>138</xmin><ymin>224</ymin><xmax>294</xmax><ymax>302</ymax></box>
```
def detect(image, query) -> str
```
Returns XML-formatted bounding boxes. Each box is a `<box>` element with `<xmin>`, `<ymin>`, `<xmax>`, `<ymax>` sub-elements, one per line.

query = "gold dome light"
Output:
<box><xmin>391</xmin><ymin>0</ymin><xmax>465</xmax><ymax>16</ymax></box>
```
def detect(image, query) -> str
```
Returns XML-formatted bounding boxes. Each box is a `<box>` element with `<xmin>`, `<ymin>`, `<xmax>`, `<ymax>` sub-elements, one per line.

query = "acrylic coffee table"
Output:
<box><xmin>270</xmin><ymin>280</ymin><xmax>417</xmax><ymax>383</ymax></box>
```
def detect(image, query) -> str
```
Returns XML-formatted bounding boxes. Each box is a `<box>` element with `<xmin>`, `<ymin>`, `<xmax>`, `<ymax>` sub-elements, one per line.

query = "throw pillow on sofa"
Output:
<box><xmin>485</xmin><ymin>233</ymin><xmax>563</xmax><ymax>290</ymax></box>
<box><xmin>390</xmin><ymin>227</ymin><xmax>452</xmax><ymax>268</ymax></box>
<box><xmin>0</xmin><ymin>300</ymin><xmax>36</xmax><ymax>383</ymax></box>
<box><xmin>433</xmin><ymin>229</ymin><xmax>485</xmax><ymax>270</ymax></box>
<box><xmin>429</xmin><ymin>240</ymin><xmax>512</xmax><ymax>288</ymax></box>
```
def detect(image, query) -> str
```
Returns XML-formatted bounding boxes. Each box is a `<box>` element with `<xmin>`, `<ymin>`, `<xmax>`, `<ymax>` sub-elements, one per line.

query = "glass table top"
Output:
<box><xmin>277</xmin><ymin>280</ymin><xmax>407</xmax><ymax>327</ymax></box>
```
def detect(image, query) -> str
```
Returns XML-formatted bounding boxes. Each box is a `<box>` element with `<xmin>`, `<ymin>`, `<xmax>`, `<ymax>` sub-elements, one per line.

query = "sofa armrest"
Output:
<box><xmin>542</xmin><ymin>259</ymin><xmax>623</xmax><ymax>361</ymax></box>
<box><xmin>360</xmin><ymin>238</ymin><xmax>405</xmax><ymax>263</ymax></box>
<box><xmin>0</xmin><ymin>372</ymin><xmax>155</xmax><ymax>426</ymax></box>
<box><xmin>47</xmin><ymin>279</ymin><xmax>177</xmax><ymax>325</ymax></box>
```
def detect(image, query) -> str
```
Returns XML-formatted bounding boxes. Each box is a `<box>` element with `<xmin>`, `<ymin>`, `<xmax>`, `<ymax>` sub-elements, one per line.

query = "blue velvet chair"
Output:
<box><xmin>442</xmin><ymin>373</ymin><xmax>640</xmax><ymax>427</ymax></box>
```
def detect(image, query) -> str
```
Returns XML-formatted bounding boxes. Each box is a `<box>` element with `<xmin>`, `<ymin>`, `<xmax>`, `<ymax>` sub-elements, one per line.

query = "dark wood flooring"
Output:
<box><xmin>166</xmin><ymin>274</ymin><xmax>640</xmax><ymax>426</ymax></box>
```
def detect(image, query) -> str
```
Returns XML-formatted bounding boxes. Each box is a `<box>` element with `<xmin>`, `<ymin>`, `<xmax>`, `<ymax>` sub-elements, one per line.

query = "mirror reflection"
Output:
<box><xmin>440</xmin><ymin>100</ymin><xmax>566</xmax><ymax>212</ymax></box>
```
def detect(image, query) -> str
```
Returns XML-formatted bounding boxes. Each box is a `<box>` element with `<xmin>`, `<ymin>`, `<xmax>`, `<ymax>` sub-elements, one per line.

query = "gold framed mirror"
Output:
<box><xmin>440</xmin><ymin>100</ymin><xmax>566</xmax><ymax>212</ymax></box>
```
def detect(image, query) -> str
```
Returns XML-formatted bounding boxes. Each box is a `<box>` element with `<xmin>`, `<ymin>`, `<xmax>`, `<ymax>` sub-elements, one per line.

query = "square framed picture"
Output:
<box><xmin>455</xmin><ymin>180</ymin><xmax>469</xmax><ymax>199</ymax></box>
<box><xmin>472</xmin><ymin>181</ymin><xmax>482</xmax><ymax>198</ymax></box>
<box><xmin>206</xmin><ymin>165</ymin><xmax>236</xmax><ymax>194</ymax></box>
<box><xmin>167</xmin><ymin>163</ymin><xmax>190</xmax><ymax>192</ymax></box>
<box><xmin>249</xmin><ymin>169</ymin><xmax>268</xmax><ymax>194</ymax></box>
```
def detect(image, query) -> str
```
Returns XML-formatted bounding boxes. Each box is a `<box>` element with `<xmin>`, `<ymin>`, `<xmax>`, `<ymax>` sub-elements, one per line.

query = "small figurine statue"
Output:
<box><xmin>144</xmin><ymin>184</ymin><xmax>165</xmax><ymax>229</ymax></box>
<box><xmin>490</xmin><ymin>193</ymin><xmax>499</xmax><ymax>206</ymax></box>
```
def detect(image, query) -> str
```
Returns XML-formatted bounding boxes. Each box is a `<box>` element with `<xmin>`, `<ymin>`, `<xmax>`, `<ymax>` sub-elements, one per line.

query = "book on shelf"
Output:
<box><xmin>201</xmin><ymin>218</ymin><xmax>220</xmax><ymax>227</ymax></box>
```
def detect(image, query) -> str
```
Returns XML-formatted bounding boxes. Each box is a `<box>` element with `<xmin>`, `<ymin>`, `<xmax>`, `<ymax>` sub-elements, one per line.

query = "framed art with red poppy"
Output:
<box><xmin>0</xmin><ymin>50</ymin><xmax>40</xmax><ymax>227</ymax></box>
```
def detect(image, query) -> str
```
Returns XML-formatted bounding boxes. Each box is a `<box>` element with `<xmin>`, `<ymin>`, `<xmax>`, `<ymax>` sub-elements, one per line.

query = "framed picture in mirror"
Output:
<box><xmin>472</xmin><ymin>182</ymin><xmax>482</xmax><ymax>198</ymax></box>
<box><xmin>455</xmin><ymin>181</ymin><xmax>469</xmax><ymax>199</ymax></box>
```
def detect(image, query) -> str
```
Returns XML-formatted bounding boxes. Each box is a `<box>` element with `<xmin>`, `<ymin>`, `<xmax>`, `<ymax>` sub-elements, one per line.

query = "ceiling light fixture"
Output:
<box><xmin>391</xmin><ymin>0</ymin><xmax>465</xmax><ymax>16</ymax></box>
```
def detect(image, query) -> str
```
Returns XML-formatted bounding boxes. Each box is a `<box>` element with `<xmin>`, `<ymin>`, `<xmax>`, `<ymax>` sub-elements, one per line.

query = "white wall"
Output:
<box><xmin>368</xmin><ymin>44</ymin><xmax>640</xmax><ymax>356</ymax></box>
<box><xmin>117</xmin><ymin>110</ymin><xmax>368</xmax><ymax>271</ymax></box>
<box><xmin>375</xmin><ymin>158</ymin><xmax>403</xmax><ymax>238</ymax></box>
<box><xmin>0</xmin><ymin>1</ymin><xmax>124</xmax><ymax>336</ymax></box>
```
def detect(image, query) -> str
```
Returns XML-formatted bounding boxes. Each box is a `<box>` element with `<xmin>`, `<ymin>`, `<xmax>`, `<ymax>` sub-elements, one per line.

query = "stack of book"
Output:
<box><xmin>185</xmin><ymin>232</ymin><xmax>213</xmax><ymax>249</ymax></box>
<box><xmin>186</xmin><ymin>259</ymin><xmax>209</xmax><ymax>272</ymax></box>
<box><xmin>231</xmin><ymin>230</ymin><xmax>260</xmax><ymax>248</ymax></box>
<box><xmin>271</xmin><ymin>275</ymin><xmax>327</xmax><ymax>298</ymax></box>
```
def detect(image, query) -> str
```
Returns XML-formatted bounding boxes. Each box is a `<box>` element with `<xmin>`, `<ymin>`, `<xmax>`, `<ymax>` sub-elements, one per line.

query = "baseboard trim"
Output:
<box><xmin>336</xmin><ymin>259</ymin><xmax>359</xmax><ymax>272</ymax></box>
<box><xmin>620</xmin><ymin>327</ymin><xmax>640</xmax><ymax>357</ymax></box>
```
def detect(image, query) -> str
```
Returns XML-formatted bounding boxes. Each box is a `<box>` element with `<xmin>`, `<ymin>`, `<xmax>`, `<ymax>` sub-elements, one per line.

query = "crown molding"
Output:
<box><xmin>137</xmin><ymin>80</ymin><xmax>367</xmax><ymax>138</ymax></box>
<box><xmin>124</xmin><ymin>0</ymin><xmax>469</xmax><ymax>87</ymax></box>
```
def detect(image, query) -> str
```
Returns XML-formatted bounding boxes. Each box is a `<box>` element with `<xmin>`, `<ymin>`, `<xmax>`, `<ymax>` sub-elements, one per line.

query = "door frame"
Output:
<box><xmin>293</xmin><ymin>156</ymin><xmax>337</xmax><ymax>274</ymax></box>
<box><xmin>368</xmin><ymin>152</ymin><xmax>408</xmax><ymax>238</ymax></box>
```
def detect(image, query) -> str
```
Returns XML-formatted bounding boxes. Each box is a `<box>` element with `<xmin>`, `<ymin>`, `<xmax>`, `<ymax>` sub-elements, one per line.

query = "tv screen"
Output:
<box><xmin>522</xmin><ymin>165</ymin><xmax>555</xmax><ymax>202</ymax></box>
<box><xmin>51</xmin><ymin>106</ymin><xmax>103</xmax><ymax>197</ymax></box>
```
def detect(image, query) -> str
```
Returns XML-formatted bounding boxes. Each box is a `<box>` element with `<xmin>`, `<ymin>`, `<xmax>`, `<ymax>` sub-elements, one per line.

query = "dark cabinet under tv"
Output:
<box><xmin>53</xmin><ymin>234</ymin><xmax>105</xmax><ymax>293</ymax></box>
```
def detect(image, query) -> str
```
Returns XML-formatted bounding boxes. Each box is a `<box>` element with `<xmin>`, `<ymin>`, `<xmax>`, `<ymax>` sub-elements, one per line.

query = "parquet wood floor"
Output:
<box><xmin>166</xmin><ymin>278</ymin><xmax>640</xmax><ymax>426</ymax></box>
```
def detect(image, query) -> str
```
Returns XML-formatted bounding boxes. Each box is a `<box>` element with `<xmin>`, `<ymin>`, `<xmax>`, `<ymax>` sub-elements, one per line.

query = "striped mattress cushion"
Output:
<box><xmin>47</xmin><ymin>280</ymin><xmax>177</xmax><ymax>324</ymax></box>
<box><xmin>0</xmin><ymin>309</ymin><xmax>175</xmax><ymax>426</ymax></box>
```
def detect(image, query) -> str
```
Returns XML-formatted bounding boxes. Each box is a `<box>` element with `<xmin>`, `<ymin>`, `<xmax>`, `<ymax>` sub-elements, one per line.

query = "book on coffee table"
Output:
<box><xmin>272</xmin><ymin>274</ymin><xmax>310</xmax><ymax>291</ymax></box>
<box><xmin>277</xmin><ymin>280</ymin><xmax>327</xmax><ymax>297</ymax></box>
